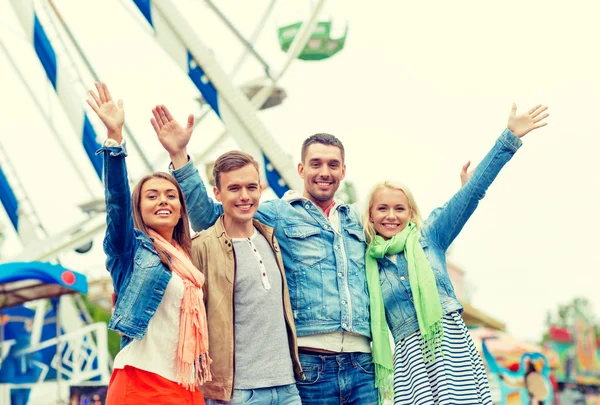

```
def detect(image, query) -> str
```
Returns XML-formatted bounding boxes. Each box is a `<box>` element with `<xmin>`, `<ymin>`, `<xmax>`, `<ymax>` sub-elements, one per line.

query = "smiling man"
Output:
<box><xmin>188</xmin><ymin>151</ymin><xmax>303</xmax><ymax>405</ymax></box>
<box><xmin>152</xmin><ymin>104</ymin><xmax>378</xmax><ymax>405</ymax></box>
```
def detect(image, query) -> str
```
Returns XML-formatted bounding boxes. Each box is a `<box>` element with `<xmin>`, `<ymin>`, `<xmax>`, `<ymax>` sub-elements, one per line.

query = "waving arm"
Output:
<box><xmin>88</xmin><ymin>82</ymin><xmax>134</xmax><ymax>259</ymax></box>
<box><xmin>148</xmin><ymin>104</ymin><xmax>222</xmax><ymax>230</ymax></box>
<box><xmin>426</xmin><ymin>104</ymin><xmax>549</xmax><ymax>250</ymax></box>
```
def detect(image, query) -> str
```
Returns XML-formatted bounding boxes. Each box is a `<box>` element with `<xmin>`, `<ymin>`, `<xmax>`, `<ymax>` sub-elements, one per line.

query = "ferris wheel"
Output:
<box><xmin>0</xmin><ymin>0</ymin><xmax>350</xmax><ymax>264</ymax></box>
<box><xmin>0</xmin><ymin>1</ymin><xmax>350</xmax><ymax>403</ymax></box>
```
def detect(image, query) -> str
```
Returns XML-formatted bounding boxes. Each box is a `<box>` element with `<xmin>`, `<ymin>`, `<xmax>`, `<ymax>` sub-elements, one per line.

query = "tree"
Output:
<box><xmin>80</xmin><ymin>295</ymin><xmax>121</xmax><ymax>359</ymax></box>
<box><xmin>542</xmin><ymin>296</ymin><xmax>600</xmax><ymax>344</ymax></box>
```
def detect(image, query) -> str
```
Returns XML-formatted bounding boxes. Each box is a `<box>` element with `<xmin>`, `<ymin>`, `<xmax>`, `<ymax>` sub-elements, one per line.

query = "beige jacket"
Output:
<box><xmin>191</xmin><ymin>216</ymin><xmax>303</xmax><ymax>401</ymax></box>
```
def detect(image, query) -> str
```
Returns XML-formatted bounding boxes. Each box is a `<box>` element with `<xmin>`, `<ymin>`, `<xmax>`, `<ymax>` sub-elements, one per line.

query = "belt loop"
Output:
<box><xmin>350</xmin><ymin>352</ymin><xmax>359</xmax><ymax>368</ymax></box>
<box><xmin>336</xmin><ymin>353</ymin><xmax>345</xmax><ymax>368</ymax></box>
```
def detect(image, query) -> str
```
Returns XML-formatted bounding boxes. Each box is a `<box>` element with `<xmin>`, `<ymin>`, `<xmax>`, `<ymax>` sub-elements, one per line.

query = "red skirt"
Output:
<box><xmin>106</xmin><ymin>366</ymin><xmax>206</xmax><ymax>405</ymax></box>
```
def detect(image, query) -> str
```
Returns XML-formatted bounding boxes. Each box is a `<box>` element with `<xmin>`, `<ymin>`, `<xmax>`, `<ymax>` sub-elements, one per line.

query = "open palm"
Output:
<box><xmin>87</xmin><ymin>82</ymin><xmax>124</xmax><ymax>136</ymax></box>
<box><xmin>151</xmin><ymin>105</ymin><xmax>194</xmax><ymax>156</ymax></box>
<box><xmin>507</xmin><ymin>104</ymin><xmax>549</xmax><ymax>138</ymax></box>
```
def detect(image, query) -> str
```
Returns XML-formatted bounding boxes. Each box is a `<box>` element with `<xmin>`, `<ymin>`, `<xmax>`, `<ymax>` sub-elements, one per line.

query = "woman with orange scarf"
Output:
<box><xmin>87</xmin><ymin>82</ymin><xmax>211</xmax><ymax>405</ymax></box>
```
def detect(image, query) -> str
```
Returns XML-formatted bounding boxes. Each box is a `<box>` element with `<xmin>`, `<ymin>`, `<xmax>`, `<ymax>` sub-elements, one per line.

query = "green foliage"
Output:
<box><xmin>80</xmin><ymin>294</ymin><xmax>120</xmax><ymax>359</ymax></box>
<box><xmin>336</xmin><ymin>181</ymin><xmax>358</xmax><ymax>204</ymax></box>
<box><xmin>542</xmin><ymin>296</ymin><xmax>600</xmax><ymax>345</ymax></box>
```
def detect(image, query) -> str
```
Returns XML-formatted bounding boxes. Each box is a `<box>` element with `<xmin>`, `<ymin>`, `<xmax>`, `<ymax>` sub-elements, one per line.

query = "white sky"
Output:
<box><xmin>0</xmin><ymin>0</ymin><xmax>599</xmax><ymax>343</ymax></box>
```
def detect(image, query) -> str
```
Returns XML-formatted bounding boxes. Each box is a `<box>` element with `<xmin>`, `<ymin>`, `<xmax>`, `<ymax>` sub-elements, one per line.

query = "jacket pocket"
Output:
<box><xmin>343</xmin><ymin>226</ymin><xmax>367</xmax><ymax>271</ymax></box>
<box><xmin>345</xmin><ymin>226</ymin><xmax>365</xmax><ymax>242</ymax></box>
<box><xmin>296</xmin><ymin>363</ymin><xmax>322</xmax><ymax>386</ymax></box>
<box><xmin>283</xmin><ymin>225</ymin><xmax>327</xmax><ymax>266</ymax></box>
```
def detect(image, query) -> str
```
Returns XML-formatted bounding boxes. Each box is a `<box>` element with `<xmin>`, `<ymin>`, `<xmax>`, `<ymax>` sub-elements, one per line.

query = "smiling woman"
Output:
<box><xmin>125</xmin><ymin>172</ymin><xmax>191</xmax><ymax>271</ymax></box>
<box><xmin>86</xmin><ymin>82</ymin><xmax>210</xmax><ymax>405</ymax></box>
<box><xmin>131</xmin><ymin>172</ymin><xmax>189</xmax><ymax>263</ymax></box>
<box><xmin>362</xmin><ymin>104</ymin><xmax>550</xmax><ymax>405</ymax></box>
<box><xmin>138</xmin><ymin>177</ymin><xmax>182</xmax><ymax>234</ymax></box>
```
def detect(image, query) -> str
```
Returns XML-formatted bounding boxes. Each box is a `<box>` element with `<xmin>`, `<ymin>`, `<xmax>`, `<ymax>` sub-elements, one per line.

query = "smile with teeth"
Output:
<box><xmin>155</xmin><ymin>209</ymin><xmax>171</xmax><ymax>216</ymax></box>
<box><xmin>316</xmin><ymin>181</ymin><xmax>332</xmax><ymax>187</ymax></box>
<box><xmin>382</xmin><ymin>223</ymin><xmax>400</xmax><ymax>229</ymax></box>
<box><xmin>236</xmin><ymin>203</ymin><xmax>253</xmax><ymax>210</ymax></box>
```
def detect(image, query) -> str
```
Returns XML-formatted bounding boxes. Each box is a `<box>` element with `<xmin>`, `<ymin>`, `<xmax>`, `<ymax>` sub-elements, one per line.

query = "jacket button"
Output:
<box><xmin>400</xmin><ymin>276</ymin><xmax>406</xmax><ymax>281</ymax></box>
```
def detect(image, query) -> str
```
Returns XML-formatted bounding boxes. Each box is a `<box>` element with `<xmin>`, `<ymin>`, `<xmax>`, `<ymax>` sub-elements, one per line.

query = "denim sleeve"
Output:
<box><xmin>253</xmin><ymin>199</ymin><xmax>282</xmax><ymax>227</ymax></box>
<box><xmin>424</xmin><ymin>128</ymin><xmax>522</xmax><ymax>251</ymax></box>
<box><xmin>96</xmin><ymin>143</ymin><xmax>135</xmax><ymax>265</ymax></box>
<box><xmin>171</xmin><ymin>159</ymin><xmax>223</xmax><ymax>232</ymax></box>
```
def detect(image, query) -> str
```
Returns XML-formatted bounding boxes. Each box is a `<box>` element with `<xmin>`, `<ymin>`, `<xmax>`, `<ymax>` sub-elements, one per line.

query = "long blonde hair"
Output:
<box><xmin>362</xmin><ymin>181</ymin><xmax>423</xmax><ymax>244</ymax></box>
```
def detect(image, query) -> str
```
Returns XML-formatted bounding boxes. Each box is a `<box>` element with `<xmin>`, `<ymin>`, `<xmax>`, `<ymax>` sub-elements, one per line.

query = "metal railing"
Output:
<box><xmin>0</xmin><ymin>322</ymin><xmax>110</xmax><ymax>404</ymax></box>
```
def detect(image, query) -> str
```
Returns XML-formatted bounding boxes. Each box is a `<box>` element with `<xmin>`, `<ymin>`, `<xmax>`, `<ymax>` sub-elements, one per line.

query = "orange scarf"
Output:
<box><xmin>148</xmin><ymin>230</ymin><xmax>212</xmax><ymax>390</ymax></box>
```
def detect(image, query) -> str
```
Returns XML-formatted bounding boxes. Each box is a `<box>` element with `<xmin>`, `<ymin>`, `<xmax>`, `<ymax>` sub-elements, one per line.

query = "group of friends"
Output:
<box><xmin>86</xmin><ymin>82</ymin><xmax>550</xmax><ymax>405</ymax></box>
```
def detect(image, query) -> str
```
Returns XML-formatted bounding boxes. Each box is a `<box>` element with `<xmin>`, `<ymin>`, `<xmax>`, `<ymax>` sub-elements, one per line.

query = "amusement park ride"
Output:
<box><xmin>0</xmin><ymin>0</ymin><xmax>349</xmax><ymax>403</ymax></box>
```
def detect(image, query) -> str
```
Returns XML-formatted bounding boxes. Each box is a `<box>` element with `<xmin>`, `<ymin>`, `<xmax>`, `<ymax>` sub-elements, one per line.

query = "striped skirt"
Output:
<box><xmin>392</xmin><ymin>312</ymin><xmax>492</xmax><ymax>405</ymax></box>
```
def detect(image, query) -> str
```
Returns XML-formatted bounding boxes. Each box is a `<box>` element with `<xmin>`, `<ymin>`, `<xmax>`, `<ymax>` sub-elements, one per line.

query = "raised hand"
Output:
<box><xmin>86</xmin><ymin>82</ymin><xmax>124</xmax><ymax>143</ymax></box>
<box><xmin>151</xmin><ymin>105</ymin><xmax>194</xmax><ymax>164</ymax></box>
<box><xmin>507</xmin><ymin>104</ymin><xmax>549</xmax><ymax>138</ymax></box>
<box><xmin>460</xmin><ymin>161</ymin><xmax>472</xmax><ymax>187</ymax></box>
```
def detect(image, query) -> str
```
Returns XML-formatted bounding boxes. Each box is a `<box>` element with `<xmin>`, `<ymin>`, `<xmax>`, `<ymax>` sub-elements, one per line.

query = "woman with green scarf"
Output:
<box><xmin>362</xmin><ymin>104</ymin><xmax>549</xmax><ymax>405</ymax></box>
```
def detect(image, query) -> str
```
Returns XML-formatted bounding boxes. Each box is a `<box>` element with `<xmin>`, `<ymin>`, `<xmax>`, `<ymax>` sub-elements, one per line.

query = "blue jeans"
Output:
<box><xmin>208</xmin><ymin>384</ymin><xmax>302</xmax><ymax>405</ymax></box>
<box><xmin>295</xmin><ymin>352</ymin><xmax>378</xmax><ymax>405</ymax></box>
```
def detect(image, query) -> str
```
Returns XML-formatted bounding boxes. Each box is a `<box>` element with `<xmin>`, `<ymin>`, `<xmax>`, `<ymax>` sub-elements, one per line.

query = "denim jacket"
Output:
<box><xmin>98</xmin><ymin>143</ymin><xmax>172</xmax><ymax>348</ymax></box>
<box><xmin>173</xmin><ymin>165</ymin><xmax>371</xmax><ymax>339</ymax></box>
<box><xmin>379</xmin><ymin>129</ymin><xmax>522</xmax><ymax>343</ymax></box>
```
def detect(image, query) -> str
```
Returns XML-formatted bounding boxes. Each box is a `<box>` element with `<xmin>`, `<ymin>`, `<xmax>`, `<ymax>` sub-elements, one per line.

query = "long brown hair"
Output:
<box><xmin>131</xmin><ymin>172</ymin><xmax>192</xmax><ymax>267</ymax></box>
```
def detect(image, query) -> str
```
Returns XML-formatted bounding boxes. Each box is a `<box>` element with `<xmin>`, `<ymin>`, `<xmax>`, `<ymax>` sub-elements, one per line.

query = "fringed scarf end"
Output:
<box><xmin>374</xmin><ymin>366</ymin><xmax>394</xmax><ymax>405</ymax></box>
<box><xmin>177</xmin><ymin>362</ymin><xmax>196</xmax><ymax>391</ymax></box>
<box><xmin>421</xmin><ymin>320</ymin><xmax>444</xmax><ymax>364</ymax></box>
<box><xmin>195</xmin><ymin>353</ymin><xmax>212</xmax><ymax>385</ymax></box>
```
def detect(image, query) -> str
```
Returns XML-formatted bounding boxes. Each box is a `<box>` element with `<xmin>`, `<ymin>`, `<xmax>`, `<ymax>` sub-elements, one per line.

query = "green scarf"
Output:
<box><xmin>367</xmin><ymin>222</ymin><xmax>444</xmax><ymax>365</ymax></box>
<box><xmin>365</xmin><ymin>247</ymin><xmax>394</xmax><ymax>403</ymax></box>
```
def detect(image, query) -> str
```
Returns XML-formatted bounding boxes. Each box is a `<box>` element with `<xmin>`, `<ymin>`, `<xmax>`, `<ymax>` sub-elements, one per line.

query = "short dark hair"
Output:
<box><xmin>301</xmin><ymin>133</ymin><xmax>345</xmax><ymax>163</ymax></box>
<box><xmin>213</xmin><ymin>150</ymin><xmax>259</xmax><ymax>189</ymax></box>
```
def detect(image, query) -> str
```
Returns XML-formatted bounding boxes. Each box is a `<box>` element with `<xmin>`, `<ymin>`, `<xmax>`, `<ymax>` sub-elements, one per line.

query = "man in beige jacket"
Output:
<box><xmin>190</xmin><ymin>151</ymin><xmax>303</xmax><ymax>405</ymax></box>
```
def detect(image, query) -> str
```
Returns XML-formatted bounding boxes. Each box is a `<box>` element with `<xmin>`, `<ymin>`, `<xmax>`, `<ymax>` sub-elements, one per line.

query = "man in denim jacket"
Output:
<box><xmin>152</xmin><ymin>106</ymin><xmax>377</xmax><ymax>405</ymax></box>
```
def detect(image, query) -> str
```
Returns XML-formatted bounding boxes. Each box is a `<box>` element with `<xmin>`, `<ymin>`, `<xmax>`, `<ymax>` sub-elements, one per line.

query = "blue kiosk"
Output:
<box><xmin>0</xmin><ymin>261</ymin><xmax>108</xmax><ymax>405</ymax></box>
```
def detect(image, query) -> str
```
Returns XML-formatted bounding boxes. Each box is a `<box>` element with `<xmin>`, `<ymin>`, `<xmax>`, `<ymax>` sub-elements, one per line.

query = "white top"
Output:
<box><xmin>113</xmin><ymin>272</ymin><xmax>185</xmax><ymax>382</ymax></box>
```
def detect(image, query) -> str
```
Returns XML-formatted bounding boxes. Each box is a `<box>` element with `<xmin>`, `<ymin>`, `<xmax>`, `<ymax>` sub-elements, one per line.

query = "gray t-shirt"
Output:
<box><xmin>232</xmin><ymin>229</ymin><xmax>295</xmax><ymax>389</ymax></box>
